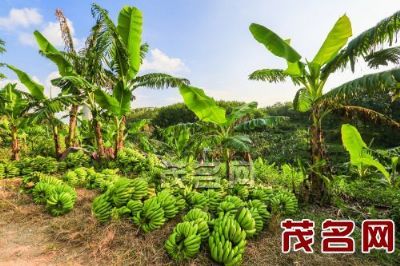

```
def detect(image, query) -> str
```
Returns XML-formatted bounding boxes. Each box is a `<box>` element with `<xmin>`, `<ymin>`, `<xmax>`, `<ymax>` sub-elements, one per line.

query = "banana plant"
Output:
<box><xmin>179</xmin><ymin>84</ymin><xmax>287</xmax><ymax>179</ymax></box>
<box><xmin>6</xmin><ymin>65</ymin><xmax>75</xmax><ymax>158</ymax></box>
<box><xmin>34</xmin><ymin>22</ymin><xmax>111</xmax><ymax>157</ymax></box>
<box><xmin>89</xmin><ymin>4</ymin><xmax>189</xmax><ymax>157</ymax></box>
<box><xmin>341</xmin><ymin>123</ymin><xmax>391</xmax><ymax>181</ymax></box>
<box><xmin>0</xmin><ymin>83</ymin><xmax>29</xmax><ymax>160</ymax></box>
<box><xmin>249</xmin><ymin>12</ymin><xmax>400</xmax><ymax>203</ymax></box>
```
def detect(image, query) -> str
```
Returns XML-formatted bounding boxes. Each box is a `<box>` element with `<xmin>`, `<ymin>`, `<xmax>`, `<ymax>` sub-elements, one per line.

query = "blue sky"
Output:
<box><xmin>1</xmin><ymin>0</ymin><xmax>400</xmax><ymax>107</ymax></box>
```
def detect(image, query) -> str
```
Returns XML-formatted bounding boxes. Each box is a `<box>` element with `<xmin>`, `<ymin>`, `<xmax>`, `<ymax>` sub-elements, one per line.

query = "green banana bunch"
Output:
<box><xmin>64</xmin><ymin>150</ymin><xmax>90</xmax><ymax>169</ymax></box>
<box><xmin>187</xmin><ymin>191</ymin><xmax>208</xmax><ymax>210</ymax></box>
<box><xmin>165</xmin><ymin>221</ymin><xmax>202</xmax><ymax>261</ymax></box>
<box><xmin>107</xmin><ymin>178</ymin><xmax>135</xmax><ymax>207</ymax></box>
<box><xmin>224</xmin><ymin>196</ymin><xmax>245</xmax><ymax>209</ymax></box>
<box><xmin>232</xmin><ymin>185</ymin><xmax>249</xmax><ymax>200</ymax></box>
<box><xmin>175</xmin><ymin>194</ymin><xmax>187</xmax><ymax>212</ymax></box>
<box><xmin>92</xmin><ymin>194</ymin><xmax>113</xmax><ymax>223</ymax></box>
<box><xmin>63</xmin><ymin>171</ymin><xmax>79</xmax><ymax>186</ymax></box>
<box><xmin>209</xmin><ymin>215</ymin><xmax>246</xmax><ymax>266</ymax></box>
<box><xmin>249</xmin><ymin>207</ymin><xmax>264</xmax><ymax>234</ymax></box>
<box><xmin>217</xmin><ymin>201</ymin><xmax>237</xmax><ymax>217</ymax></box>
<box><xmin>247</xmin><ymin>199</ymin><xmax>270</xmax><ymax>221</ymax></box>
<box><xmin>74</xmin><ymin>167</ymin><xmax>88</xmax><ymax>186</ymax></box>
<box><xmin>133</xmin><ymin>197</ymin><xmax>166</xmax><ymax>233</ymax></box>
<box><xmin>0</xmin><ymin>163</ymin><xmax>5</xmax><ymax>179</ymax></box>
<box><xmin>39</xmin><ymin>175</ymin><xmax>63</xmax><ymax>186</ymax></box>
<box><xmin>183</xmin><ymin>208</ymin><xmax>210</xmax><ymax>222</ymax></box>
<box><xmin>126</xmin><ymin>200</ymin><xmax>143</xmax><ymax>216</ymax></box>
<box><xmin>52</xmin><ymin>184</ymin><xmax>77</xmax><ymax>201</ymax></box>
<box><xmin>183</xmin><ymin>208</ymin><xmax>210</xmax><ymax>241</ymax></box>
<box><xmin>32</xmin><ymin>181</ymin><xmax>54</xmax><ymax>204</ymax></box>
<box><xmin>85</xmin><ymin>171</ymin><xmax>101</xmax><ymax>189</ymax></box>
<box><xmin>156</xmin><ymin>190</ymin><xmax>179</xmax><ymax>219</ymax></box>
<box><xmin>235</xmin><ymin>207</ymin><xmax>256</xmax><ymax>237</ymax></box>
<box><xmin>57</xmin><ymin>161</ymin><xmax>67</xmax><ymax>173</ymax></box>
<box><xmin>46</xmin><ymin>191</ymin><xmax>75</xmax><ymax>216</ymax></box>
<box><xmin>270</xmin><ymin>191</ymin><xmax>298</xmax><ymax>215</ymax></box>
<box><xmin>249</xmin><ymin>188</ymin><xmax>270</xmax><ymax>202</ymax></box>
<box><xmin>111</xmin><ymin>206</ymin><xmax>132</xmax><ymax>220</ymax></box>
<box><xmin>202</xmin><ymin>190</ymin><xmax>223</xmax><ymax>214</ymax></box>
<box><xmin>131</xmin><ymin>178</ymin><xmax>148</xmax><ymax>200</ymax></box>
<box><xmin>3</xmin><ymin>162</ymin><xmax>20</xmax><ymax>178</ymax></box>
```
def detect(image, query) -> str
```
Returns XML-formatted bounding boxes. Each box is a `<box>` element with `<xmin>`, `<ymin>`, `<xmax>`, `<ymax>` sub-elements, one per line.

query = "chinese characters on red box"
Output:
<box><xmin>281</xmin><ymin>219</ymin><xmax>395</xmax><ymax>254</ymax></box>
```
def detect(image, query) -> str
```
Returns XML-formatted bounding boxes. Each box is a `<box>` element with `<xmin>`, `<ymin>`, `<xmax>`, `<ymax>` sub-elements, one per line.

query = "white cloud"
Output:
<box><xmin>44</xmin><ymin>71</ymin><xmax>61</xmax><ymax>98</ymax></box>
<box><xmin>141</xmin><ymin>49</ymin><xmax>188</xmax><ymax>75</ymax></box>
<box><xmin>0</xmin><ymin>8</ymin><xmax>42</xmax><ymax>30</ymax></box>
<box><xmin>20</xmin><ymin>18</ymin><xmax>82</xmax><ymax>48</ymax></box>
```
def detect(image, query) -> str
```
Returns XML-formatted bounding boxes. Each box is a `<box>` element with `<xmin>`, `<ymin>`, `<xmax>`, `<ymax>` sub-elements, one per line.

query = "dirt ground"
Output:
<box><xmin>0</xmin><ymin>179</ymin><xmax>383</xmax><ymax>266</ymax></box>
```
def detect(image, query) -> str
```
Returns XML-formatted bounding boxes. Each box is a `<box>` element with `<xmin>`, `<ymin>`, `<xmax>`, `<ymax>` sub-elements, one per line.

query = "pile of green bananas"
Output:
<box><xmin>224</xmin><ymin>196</ymin><xmax>245</xmax><ymax>209</ymax></box>
<box><xmin>183</xmin><ymin>208</ymin><xmax>210</xmax><ymax>241</ymax></box>
<box><xmin>133</xmin><ymin>197</ymin><xmax>166</xmax><ymax>233</ymax></box>
<box><xmin>131</xmin><ymin>178</ymin><xmax>148</xmax><ymax>200</ymax></box>
<box><xmin>249</xmin><ymin>187</ymin><xmax>273</xmax><ymax>202</ymax></box>
<box><xmin>0</xmin><ymin>162</ymin><xmax>20</xmax><ymax>179</ymax></box>
<box><xmin>32</xmin><ymin>181</ymin><xmax>55</xmax><ymax>204</ymax></box>
<box><xmin>217</xmin><ymin>201</ymin><xmax>237</xmax><ymax>217</ymax></box>
<box><xmin>116</xmin><ymin>148</ymin><xmax>147</xmax><ymax>174</ymax></box>
<box><xmin>156</xmin><ymin>190</ymin><xmax>179</xmax><ymax>219</ymax></box>
<box><xmin>126</xmin><ymin>199</ymin><xmax>143</xmax><ymax>216</ymax></box>
<box><xmin>209</xmin><ymin>215</ymin><xmax>247</xmax><ymax>266</ymax></box>
<box><xmin>235</xmin><ymin>207</ymin><xmax>256</xmax><ymax>237</ymax></box>
<box><xmin>247</xmin><ymin>199</ymin><xmax>270</xmax><ymax>221</ymax></box>
<box><xmin>165</xmin><ymin>221</ymin><xmax>202</xmax><ymax>261</ymax></box>
<box><xmin>107</xmin><ymin>178</ymin><xmax>136</xmax><ymax>207</ymax></box>
<box><xmin>249</xmin><ymin>207</ymin><xmax>264</xmax><ymax>234</ymax></box>
<box><xmin>187</xmin><ymin>191</ymin><xmax>208</xmax><ymax>210</ymax></box>
<box><xmin>202</xmin><ymin>190</ymin><xmax>223</xmax><ymax>214</ymax></box>
<box><xmin>231</xmin><ymin>184</ymin><xmax>249</xmax><ymax>200</ymax></box>
<box><xmin>270</xmin><ymin>191</ymin><xmax>298</xmax><ymax>215</ymax></box>
<box><xmin>64</xmin><ymin>150</ymin><xmax>90</xmax><ymax>169</ymax></box>
<box><xmin>31</xmin><ymin>177</ymin><xmax>76</xmax><ymax>216</ymax></box>
<box><xmin>92</xmin><ymin>194</ymin><xmax>113</xmax><ymax>222</ymax></box>
<box><xmin>93</xmin><ymin>169</ymin><xmax>121</xmax><ymax>192</ymax></box>
<box><xmin>46</xmin><ymin>191</ymin><xmax>75</xmax><ymax>216</ymax></box>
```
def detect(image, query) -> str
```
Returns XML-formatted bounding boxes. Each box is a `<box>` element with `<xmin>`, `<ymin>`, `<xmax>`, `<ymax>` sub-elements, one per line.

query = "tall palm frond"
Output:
<box><xmin>140</xmin><ymin>43</ymin><xmax>149</xmax><ymax>62</ymax></box>
<box><xmin>319</xmin><ymin>68</ymin><xmax>400</xmax><ymax>104</ymax></box>
<box><xmin>365</xmin><ymin>46</ymin><xmax>400</xmax><ymax>68</ymax></box>
<box><xmin>91</xmin><ymin>3</ymin><xmax>129</xmax><ymax>80</ymax></box>
<box><xmin>249</xmin><ymin>69</ymin><xmax>302</xmax><ymax>85</ymax></box>
<box><xmin>0</xmin><ymin>38</ymin><xmax>5</xmax><ymax>54</ymax></box>
<box><xmin>132</xmin><ymin>73</ymin><xmax>189</xmax><ymax>90</ymax></box>
<box><xmin>337</xmin><ymin>105</ymin><xmax>400</xmax><ymax>129</ymax></box>
<box><xmin>322</xmin><ymin>10</ymin><xmax>400</xmax><ymax>77</ymax></box>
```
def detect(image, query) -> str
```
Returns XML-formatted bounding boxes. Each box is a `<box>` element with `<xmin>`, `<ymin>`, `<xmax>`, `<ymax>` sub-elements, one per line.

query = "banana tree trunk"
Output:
<box><xmin>66</xmin><ymin>104</ymin><xmax>79</xmax><ymax>148</ymax></box>
<box><xmin>307</xmin><ymin>108</ymin><xmax>328</xmax><ymax>203</ymax></box>
<box><xmin>11</xmin><ymin>125</ymin><xmax>20</xmax><ymax>161</ymax></box>
<box><xmin>225</xmin><ymin>149</ymin><xmax>232</xmax><ymax>181</ymax></box>
<box><xmin>114</xmin><ymin>116</ymin><xmax>126</xmax><ymax>157</ymax></box>
<box><xmin>93</xmin><ymin>117</ymin><xmax>105</xmax><ymax>158</ymax></box>
<box><xmin>52</xmin><ymin>124</ymin><xmax>63</xmax><ymax>159</ymax></box>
